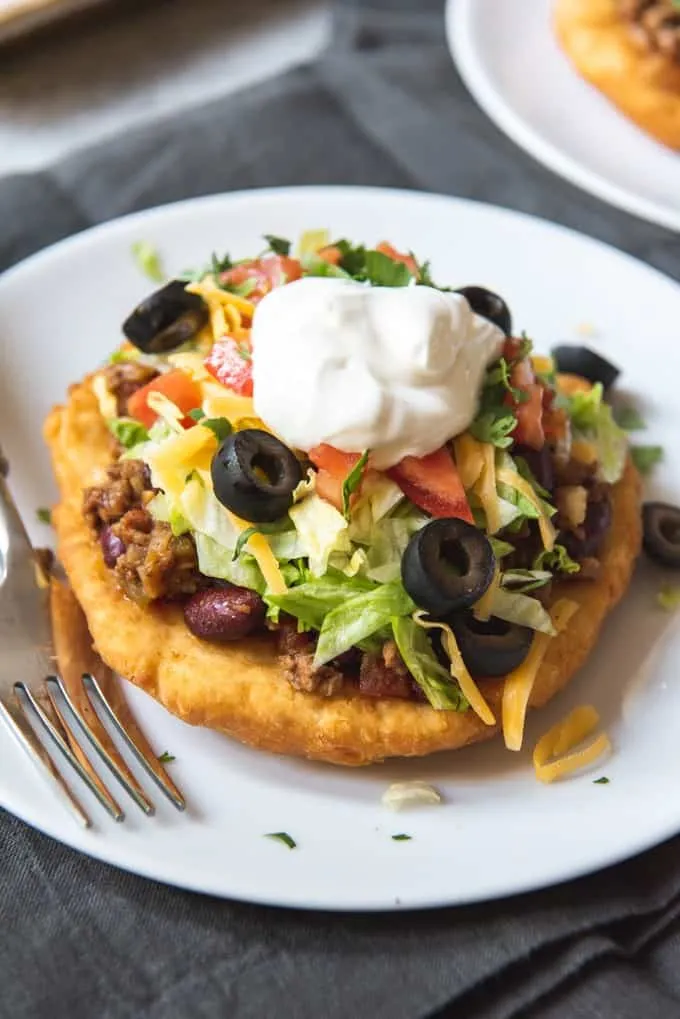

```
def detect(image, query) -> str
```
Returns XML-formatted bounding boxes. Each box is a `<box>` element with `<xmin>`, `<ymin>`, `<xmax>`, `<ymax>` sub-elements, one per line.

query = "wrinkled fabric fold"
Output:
<box><xmin>1</xmin><ymin>1</ymin><xmax>680</xmax><ymax>1017</ymax></box>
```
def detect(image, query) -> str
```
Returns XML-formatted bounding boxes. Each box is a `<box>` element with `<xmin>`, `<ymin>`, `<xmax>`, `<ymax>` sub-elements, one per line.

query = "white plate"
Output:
<box><xmin>447</xmin><ymin>0</ymin><xmax>680</xmax><ymax>233</ymax></box>
<box><xmin>1</xmin><ymin>186</ymin><xmax>679</xmax><ymax>911</ymax></box>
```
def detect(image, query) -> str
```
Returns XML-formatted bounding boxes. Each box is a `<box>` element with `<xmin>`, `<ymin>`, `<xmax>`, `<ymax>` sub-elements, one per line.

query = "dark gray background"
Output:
<box><xmin>1</xmin><ymin>2</ymin><xmax>679</xmax><ymax>1017</ymax></box>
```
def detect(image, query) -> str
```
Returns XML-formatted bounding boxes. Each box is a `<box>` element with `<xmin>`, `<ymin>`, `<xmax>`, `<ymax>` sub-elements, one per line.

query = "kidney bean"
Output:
<box><xmin>184</xmin><ymin>584</ymin><xmax>266</xmax><ymax>642</ymax></box>
<box><xmin>100</xmin><ymin>526</ymin><xmax>126</xmax><ymax>567</ymax></box>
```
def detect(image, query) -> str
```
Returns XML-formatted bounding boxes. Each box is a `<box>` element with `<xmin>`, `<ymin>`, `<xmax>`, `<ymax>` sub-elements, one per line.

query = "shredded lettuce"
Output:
<box><xmin>195</xmin><ymin>534</ymin><xmax>265</xmax><ymax>593</ymax></box>
<box><xmin>266</xmin><ymin>570</ymin><xmax>376</xmax><ymax>631</ymax></box>
<box><xmin>534</xmin><ymin>544</ymin><xmax>580</xmax><ymax>575</ymax></box>
<box><xmin>313</xmin><ymin>581</ymin><xmax>415</xmax><ymax>667</ymax></box>
<box><xmin>566</xmin><ymin>383</ymin><xmax>628</xmax><ymax>484</ymax></box>
<box><xmin>501</xmin><ymin>568</ymin><xmax>552</xmax><ymax>593</ymax></box>
<box><xmin>107</xmin><ymin>417</ymin><xmax>149</xmax><ymax>449</ymax></box>
<box><xmin>391</xmin><ymin>617</ymin><xmax>467</xmax><ymax>711</ymax></box>
<box><xmin>288</xmin><ymin>494</ymin><xmax>351</xmax><ymax>576</ymax></box>
<box><xmin>484</xmin><ymin>588</ymin><xmax>556</xmax><ymax>635</ymax></box>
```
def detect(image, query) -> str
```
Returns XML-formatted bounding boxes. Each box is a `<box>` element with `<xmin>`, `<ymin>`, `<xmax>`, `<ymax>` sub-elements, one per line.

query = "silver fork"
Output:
<box><xmin>0</xmin><ymin>448</ymin><xmax>185</xmax><ymax>827</ymax></box>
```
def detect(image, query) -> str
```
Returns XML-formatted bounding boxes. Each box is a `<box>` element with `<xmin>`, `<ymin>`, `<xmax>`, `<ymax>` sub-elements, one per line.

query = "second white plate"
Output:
<box><xmin>447</xmin><ymin>0</ymin><xmax>680</xmax><ymax>233</ymax></box>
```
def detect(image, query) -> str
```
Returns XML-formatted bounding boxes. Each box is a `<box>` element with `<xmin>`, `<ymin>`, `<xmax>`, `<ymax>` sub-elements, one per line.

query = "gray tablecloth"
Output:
<box><xmin>1</xmin><ymin>2</ymin><xmax>679</xmax><ymax>1017</ymax></box>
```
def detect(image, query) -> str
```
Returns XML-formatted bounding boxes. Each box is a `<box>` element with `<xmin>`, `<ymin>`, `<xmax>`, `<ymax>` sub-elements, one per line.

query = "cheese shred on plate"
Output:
<box><xmin>533</xmin><ymin>705</ymin><xmax>611</xmax><ymax>783</ymax></box>
<box><xmin>224</xmin><ymin>510</ymin><xmax>288</xmax><ymax>595</ymax></box>
<box><xmin>502</xmin><ymin>597</ymin><xmax>579</xmax><ymax>751</ymax></box>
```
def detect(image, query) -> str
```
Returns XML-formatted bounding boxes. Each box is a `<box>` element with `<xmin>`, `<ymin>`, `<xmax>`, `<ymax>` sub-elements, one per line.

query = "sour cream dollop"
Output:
<box><xmin>252</xmin><ymin>277</ymin><xmax>504</xmax><ymax>469</ymax></box>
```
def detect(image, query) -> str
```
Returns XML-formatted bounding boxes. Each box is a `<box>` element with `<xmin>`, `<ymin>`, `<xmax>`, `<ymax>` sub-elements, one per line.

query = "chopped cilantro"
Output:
<box><xmin>211</xmin><ymin>252</ymin><xmax>232</xmax><ymax>276</ymax></box>
<box><xmin>593</xmin><ymin>777</ymin><xmax>610</xmax><ymax>785</ymax></box>
<box><xmin>341</xmin><ymin>450</ymin><xmax>369</xmax><ymax>519</ymax></box>
<box><xmin>107</xmin><ymin>418</ymin><xmax>150</xmax><ymax>449</ymax></box>
<box><xmin>237</xmin><ymin>344</ymin><xmax>252</xmax><ymax>362</ymax></box>
<box><xmin>131</xmin><ymin>241</ymin><xmax>164</xmax><ymax>283</ymax></box>
<box><xmin>188</xmin><ymin>408</ymin><xmax>205</xmax><ymax>421</ymax></box>
<box><xmin>657</xmin><ymin>586</ymin><xmax>680</xmax><ymax>612</ymax></box>
<box><xmin>263</xmin><ymin>234</ymin><xmax>291</xmax><ymax>256</ymax></box>
<box><xmin>614</xmin><ymin>405</ymin><xmax>646</xmax><ymax>432</ymax></box>
<box><xmin>391</xmin><ymin>833</ymin><xmax>413</xmax><ymax>841</ymax></box>
<box><xmin>36</xmin><ymin>507</ymin><xmax>51</xmax><ymax>525</ymax></box>
<box><xmin>265</xmin><ymin>832</ymin><xmax>297</xmax><ymax>850</ymax></box>
<box><xmin>363</xmin><ymin>250</ymin><xmax>412</xmax><ymax>287</ymax></box>
<box><xmin>158</xmin><ymin>751</ymin><xmax>175</xmax><ymax>764</ymax></box>
<box><xmin>332</xmin><ymin>239</ymin><xmax>368</xmax><ymax>277</ymax></box>
<box><xmin>631</xmin><ymin>445</ymin><xmax>663</xmax><ymax>475</ymax></box>
<box><xmin>469</xmin><ymin>410</ymin><xmax>516</xmax><ymax>449</ymax></box>
<box><xmin>202</xmin><ymin>417</ymin><xmax>232</xmax><ymax>442</ymax></box>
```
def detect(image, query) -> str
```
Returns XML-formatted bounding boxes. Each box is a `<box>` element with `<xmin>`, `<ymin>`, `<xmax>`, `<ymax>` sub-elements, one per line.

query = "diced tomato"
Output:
<box><xmin>204</xmin><ymin>337</ymin><xmax>253</xmax><ymax>396</ymax></box>
<box><xmin>220</xmin><ymin>255</ymin><xmax>302</xmax><ymax>303</ymax></box>
<box><xmin>504</xmin><ymin>355</ymin><xmax>546</xmax><ymax>450</ymax></box>
<box><xmin>127</xmin><ymin>370</ymin><xmax>202</xmax><ymax>430</ymax></box>
<box><xmin>308</xmin><ymin>444</ymin><xmax>362</xmax><ymax>511</ymax></box>
<box><xmin>388</xmin><ymin>447</ymin><xmax>474</xmax><ymax>523</ymax></box>
<box><xmin>376</xmin><ymin>242</ymin><xmax>419</xmax><ymax>277</ymax></box>
<box><xmin>318</xmin><ymin>245</ymin><xmax>343</xmax><ymax>265</ymax></box>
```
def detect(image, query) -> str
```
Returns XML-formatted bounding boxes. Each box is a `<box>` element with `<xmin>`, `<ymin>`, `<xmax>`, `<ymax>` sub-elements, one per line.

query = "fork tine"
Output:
<box><xmin>83</xmin><ymin>674</ymin><xmax>186</xmax><ymax>812</ymax></box>
<box><xmin>49</xmin><ymin>580</ymin><xmax>155</xmax><ymax>814</ymax></box>
<box><xmin>0</xmin><ymin>699</ymin><xmax>91</xmax><ymax>828</ymax></box>
<box><xmin>14</xmin><ymin>682</ymin><xmax>124</xmax><ymax>822</ymax></box>
<box><xmin>47</xmin><ymin>676</ymin><xmax>155</xmax><ymax>816</ymax></box>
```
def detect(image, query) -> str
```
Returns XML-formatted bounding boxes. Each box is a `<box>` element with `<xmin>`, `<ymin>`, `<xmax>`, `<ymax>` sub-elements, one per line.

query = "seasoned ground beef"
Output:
<box><xmin>359</xmin><ymin>641</ymin><xmax>417</xmax><ymax>700</ymax></box>
<box><xmin>111</xmin><ymin>507</ymin><xmax>202</xmax><ymax>603</ymax></box>
<box><xmin>277</xmin><ymin>620</ymin><xmax>346</xmax><ymax>697</ymax></box>
<box><xmin>618</xmin><ymin>0</ymin><xmax>680</xmax><ymax>61</ymax></box>
<box><xmin>102</xmin><ymin>360</ymin><xmax>159</xmax><ymax>416</ymax></box>
<box><xmin>83</xmin><ymin>459</ymin><xmax>151</xmax><ymax>529</ymax></box>
<box><xmin>84</xmin><ymin>459</ymin><xmax>202</xmax><ymax>602</ymax></box>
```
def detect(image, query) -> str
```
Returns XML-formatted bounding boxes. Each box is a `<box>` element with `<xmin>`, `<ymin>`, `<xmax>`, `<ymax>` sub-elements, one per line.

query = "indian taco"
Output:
<box><xmin>554</xmin><ymin>0</ymin><xmax>680</xmax><ymax>150</ymax></box>
<box><xmin>44</xmin><ymin>233</ymin><xmax>642</xmax><ymax>767</ymax></box>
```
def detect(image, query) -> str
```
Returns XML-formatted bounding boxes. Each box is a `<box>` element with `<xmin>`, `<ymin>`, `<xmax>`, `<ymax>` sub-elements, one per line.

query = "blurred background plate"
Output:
<box><xmin>447</xmin><ymin>0</ymin><xmax>680</xmax><ymax>232</ymax></box>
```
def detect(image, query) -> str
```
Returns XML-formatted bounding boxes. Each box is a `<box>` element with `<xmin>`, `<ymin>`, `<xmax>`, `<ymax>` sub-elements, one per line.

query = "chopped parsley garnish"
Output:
<box><xmin>107</xmin><ymin>417</ymin><xmax>150</xmax><ymax>449</ymax></box>
<box><xmin>211</xmin><ymin>252</ymin><xmax>233</xmax><ymax>276</ymax></box>
<box><xmin>362</xmin><ymin>250</ymin><xmax>412</xmax><ymax>288</ymax></box>
<box><xmin>391</xmin><ymin>833</ymin><xmax>413</xmax><ymax>841</ymax></box>
<box><xmin>593</xmin><ymin>776</ymin><xmax>610</xmax><ymax>785</ymax></box>
<box><xmin>657</xmin><ymin>585</ymin><xmax>680</xmax><ymax>611</ymax></box>
<box><xmin>188</xmin><ymin>408</ymin><xmax>205</xmax><ymax>421</ymax></box>
<box><xmin>158</xmin><ymin>751</ymin><xmax>176</xmax><ymax>763</ymax></box>
<box><xmin>36</xmin><ymin>507</ymin><xmax>51</xmax><ymax>525</ymax></box>
<box><xmin>263</xmin><ymin>234</ymin><xmax>292</xmax><ymax>256</ymax></box>
<box><xmin>631</xmin><ymin>444</ymin><xmax>663</xmax><ymax>475</ymax></box>
<box><xmin>265</xmin><ymin>832</ymin><xmax>297</xmax><ymax>850</ymax></box>
<box><xmin>341</xmin><ymin>450</ymin><xmax>369</xmax><ymax>519</ymax></box>
<box><xmin>469</xmin><ymin>410</ymin><xmax>516</xmax><ymax>449</ymax></box>
<box><xmin>614</xmin><ymin>405</ymin><xmax>646</xmax><ymax>432</ymax></box>
<box><xmin>131</xmin><ymin>240</ymin><xmax>164</xmax><ymax>282</ymax></box>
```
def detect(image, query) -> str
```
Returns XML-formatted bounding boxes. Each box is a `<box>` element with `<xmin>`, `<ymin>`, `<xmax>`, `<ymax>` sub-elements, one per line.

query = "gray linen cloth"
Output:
<box><xmin>1</xmin><ymin>2</ymin><xmax>679</xmax><ymax>1017</ymax></box>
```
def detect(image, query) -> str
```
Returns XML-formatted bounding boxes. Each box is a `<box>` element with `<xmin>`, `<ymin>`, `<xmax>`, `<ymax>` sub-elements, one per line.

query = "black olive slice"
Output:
<box><xmin>455</xmin><ymin>286</ymin><xmax>512</xmax><ymax>336</ymax></box>
<box><xmin>451</xmin><ymin>613</ymin><xmax>533</xmax><ymax>677</ymax></box>
<box><xmin>401</xmin><ymin>518</ymin><xmax>496</xmax><ymax>618</ymax></box>
<box><xmin>551</xmin><ymin>345</ymin><xmax>620</xmax><ymax>390</ymax></box>
<box><xmin>122</xmin><ymin>280</ymin><xmax>209</xmax><ymax>354</ymax></box>
<box><xmin>642</xmin><ymin>502</ymin><xmax>680</xmax><ymax>569</ymax></box>
<box><xmin>211</xmin><ymin>429</ymin><xmax>303</xmax><ymax>523</ymax></box>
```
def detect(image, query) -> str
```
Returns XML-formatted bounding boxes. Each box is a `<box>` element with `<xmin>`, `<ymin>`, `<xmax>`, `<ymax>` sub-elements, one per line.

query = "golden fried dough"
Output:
<box><xmin>554</xmin><ymin>0</ymin><xmax>680</xmax><ymax>150</ymax></box>
<box><xmin>43</xmin><ymin>378</ymin><xmax>641</xmax><ymax>766</ymax></box>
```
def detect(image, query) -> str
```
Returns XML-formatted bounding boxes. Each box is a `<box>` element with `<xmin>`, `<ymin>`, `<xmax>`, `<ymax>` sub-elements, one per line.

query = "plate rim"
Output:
<box><xmin>446</xmin><ymin>0</ymin><xmax>680</xmax><ymax>234</ymax></box>
<box><xmin>2</xmin><ymin>183</ymin><xmax>680</xmax><ymax>912</ymax></box>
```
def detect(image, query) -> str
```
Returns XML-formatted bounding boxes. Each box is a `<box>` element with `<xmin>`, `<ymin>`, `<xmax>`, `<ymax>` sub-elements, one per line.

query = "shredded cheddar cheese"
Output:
<box><xmin>473</xmin><ymin>566</ymin><xmax>500</xmax><ymax>623</ymax></box>
<box><xmin>571</xmin><ymin>439</ymin><xmax>598</xmax><ymax>465</ymax></box>
<box><xmin>414</xmin><ymin>612</ymin><xmax>495</xmax><ymax>726</ymax></box>
<box><xmin>502</xmin><ymin>598</ymin><xmax>579</xmax><ymax>751</ymax></box>
<box><xmin>147</xmin><ymin>424</ymin><xmax>218</xmax><ymax>498</ymax></box>
<box><xmin>453</xmin><ymin>432</ymin><xmax>485</xmax><ymax>491</ymax></box>
<box><xmin>224</xmin><ymin>510</ymin><xmax>287</xmax><ymax>595</ymax></box>
<box><xmin>531</xmin><ymin>355</ymin><xmax>554</xmax><ymax>376</ymax></box>
<box><xmin>496</xmin><ymin>465</ymin><xmax>556</xmax><ymax>551</ymax></box>
<box><xmin>475</xmin><ymin>442</ymin><xmax>503</xmax><ymax>535</ymax></box>
<box><xmin>533</xmin><ymin>706</ymin><xmax>611</xmax><ymax>783</ymax></box>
